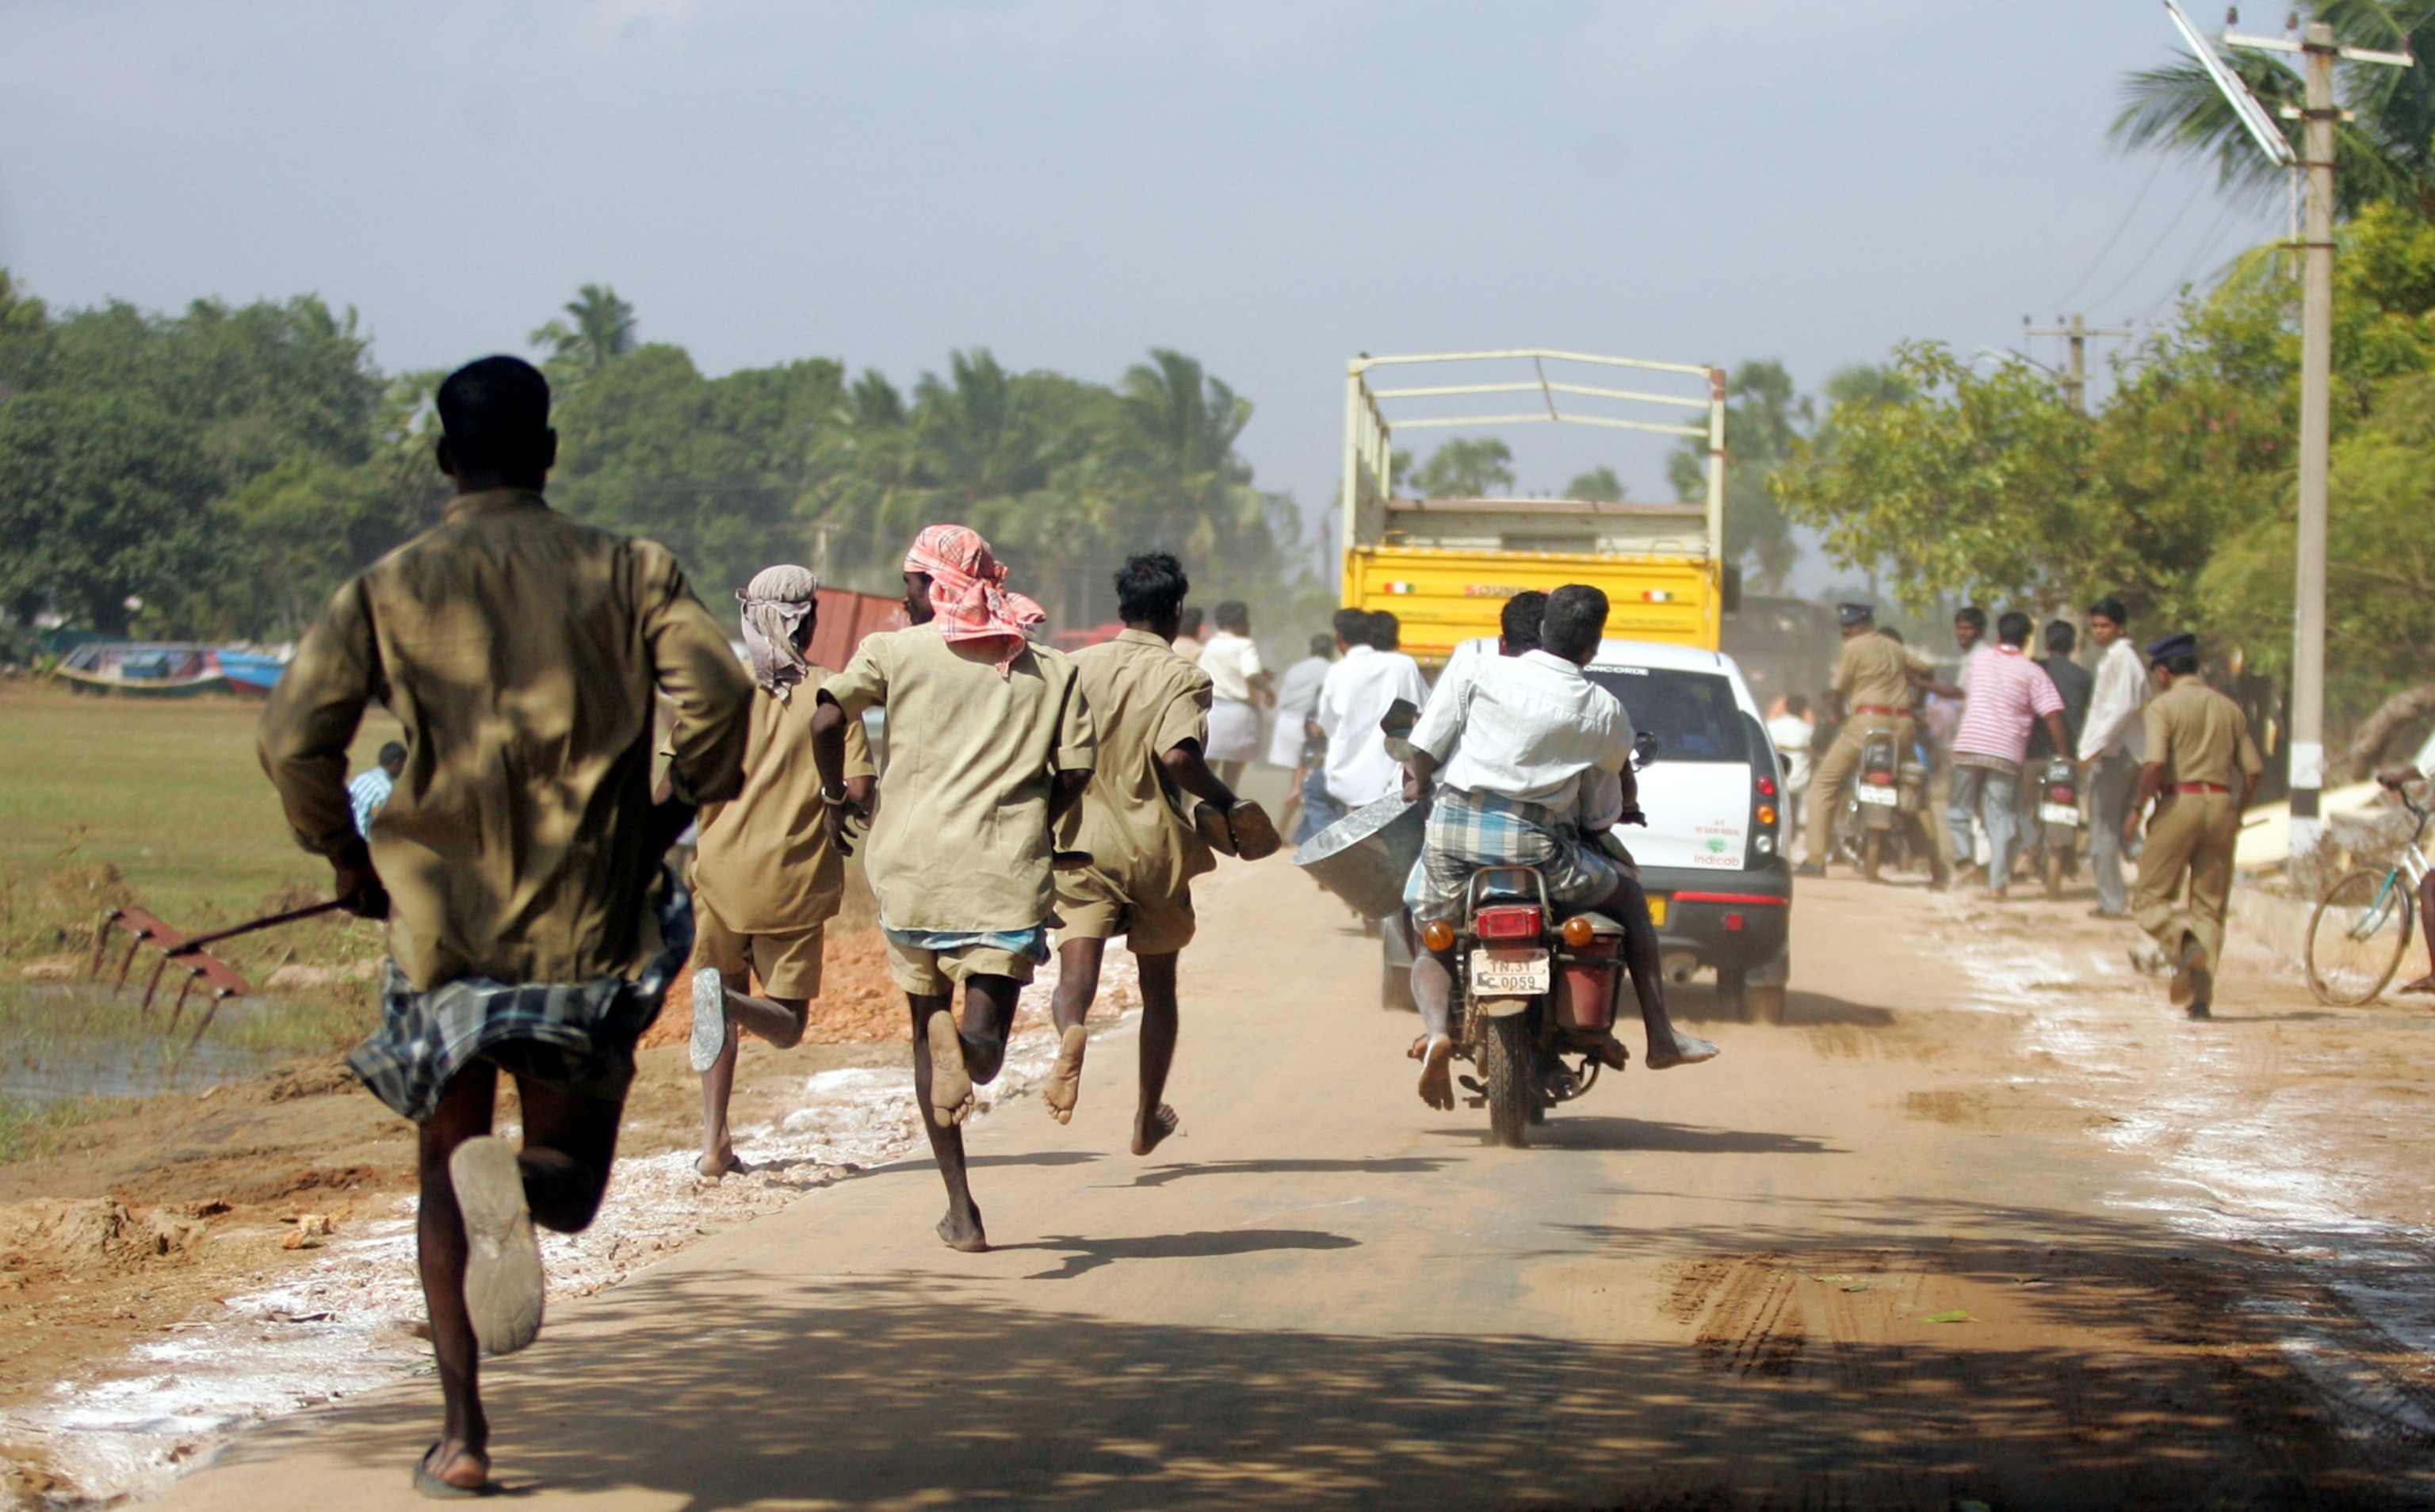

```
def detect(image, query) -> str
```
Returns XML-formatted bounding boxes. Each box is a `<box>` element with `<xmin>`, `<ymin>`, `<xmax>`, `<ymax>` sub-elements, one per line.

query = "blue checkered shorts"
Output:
<box><xmin>1415</xmin><ymin>789</ymin><xmax>1624</xmax><ymax>923</ymax></box>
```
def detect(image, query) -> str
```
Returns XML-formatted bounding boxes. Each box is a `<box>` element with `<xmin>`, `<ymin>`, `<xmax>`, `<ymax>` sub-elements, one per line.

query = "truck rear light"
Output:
<box><xmin>1474</xmin><ymin>905</ymin><xmax>1543</xmax><ymax>941</ymax></box>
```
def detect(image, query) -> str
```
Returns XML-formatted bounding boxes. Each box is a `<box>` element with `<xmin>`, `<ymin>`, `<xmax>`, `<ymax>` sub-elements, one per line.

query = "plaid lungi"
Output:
<box><xmin>348</xmin><ymin>866</ymin><xmax>693</xmax><ymax>1123</ymax></box>
<box><xmin>1416</xmin><ymin>789</ymin><xmax>1623</xmax><ymax>923</ymax></box>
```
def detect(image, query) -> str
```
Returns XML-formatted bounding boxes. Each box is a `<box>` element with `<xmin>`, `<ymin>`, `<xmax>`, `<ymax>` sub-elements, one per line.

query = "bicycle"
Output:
<box><xmin>2303</xmin><ymin>776</ymin><xmax>2431</xmax><ymax>1006</ymax></box>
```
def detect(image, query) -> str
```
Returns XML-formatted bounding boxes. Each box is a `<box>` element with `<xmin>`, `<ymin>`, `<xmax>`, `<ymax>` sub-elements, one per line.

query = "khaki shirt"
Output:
<box><xmin>825</xmin><ymin>624</ymin><xmax>1095</xmax><ymax>933</ymax></box>
<box><xmin>259</xmin><ymin>490</ymin><xmax>751</xmax><ymax>991</ymax></box>
<box><xmin>1833</xmin><ymin>630</ymin><xmax>1932</xmax><ymax>713</ymax></box>
<box><xmin>2142</xmin><ymin>674</ymin><xmax>2264</xmax><ymax>791</ymax></box>
<box><xmin>690</xmin><ymin>668</ymin><xmax>877</xmax><ymax>937</ymax></box>
<box><xmin>1056</xmin><ymin>629</ymin><xmax>1216</xmax><ymax>902</ymax></box>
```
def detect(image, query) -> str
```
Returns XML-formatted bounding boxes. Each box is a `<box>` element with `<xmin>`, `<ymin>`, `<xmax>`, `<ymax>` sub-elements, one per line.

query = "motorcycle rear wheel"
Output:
<box><xmin>2043</xmin><ymin>834</ymin><xmax>2066</xmax><ymax>901</ymax></box>
<box><xmin>1480</xmin><ymin>1012</ymin><xmax>1531</xmax><ymax>1148</ymax></box>
<box><xmin>1862</xmin><ymin>830</ymin><xmax>1883</xmax><ymax>883</ymax></box>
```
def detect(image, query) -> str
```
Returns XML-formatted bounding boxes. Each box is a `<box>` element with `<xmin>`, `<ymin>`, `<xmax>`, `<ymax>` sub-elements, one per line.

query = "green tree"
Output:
<box><xmin>530</xmin><ymin>284</ymin><xmax>638</xmax><ymax>378</ymax></box>
<box><xmin>1563</xmin><ymin>466</ymin><xmax>1625</xmax><ymax>502</ymax></box>
<box><xmin>1409</xmin><ymin>437</ymin><xmax>1513</xmax><ymax>498</ymax></box>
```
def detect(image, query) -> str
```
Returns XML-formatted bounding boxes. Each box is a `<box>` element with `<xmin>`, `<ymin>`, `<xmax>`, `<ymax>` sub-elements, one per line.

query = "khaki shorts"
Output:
<box><xmin>1054</xmin><ymin>866</ymin><xmax>1196</xmax><ymax>955</ymax></box>
<box><xmin>692</xmin><ymin>899</ymin><xmax>827</xmax><ymax>999</ymax></box>
<box><xmin>883</xmin><ymin>937</ymin><xmax>1041</xmax><ymax>997</ymax></box>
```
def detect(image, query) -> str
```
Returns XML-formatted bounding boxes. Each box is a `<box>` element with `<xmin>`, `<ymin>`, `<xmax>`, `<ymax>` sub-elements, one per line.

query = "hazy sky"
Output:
<box><xmin>0</xmin><ymin>1</ymin><xmax>2280</xmax><ymax>568</ymax></box>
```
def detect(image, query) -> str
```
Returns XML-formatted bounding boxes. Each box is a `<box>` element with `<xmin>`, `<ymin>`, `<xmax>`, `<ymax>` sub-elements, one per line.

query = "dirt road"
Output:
<box><xmin>144</xmin><ymin>861</ymin><xmax>2435</xmax><ymax>1509</ymax></box>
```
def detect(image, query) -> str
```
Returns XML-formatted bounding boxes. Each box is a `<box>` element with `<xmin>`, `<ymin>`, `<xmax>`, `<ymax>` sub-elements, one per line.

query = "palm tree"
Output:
<box><xmin>529</xmin><ymin>284</ymin><xmax>638</xmax><ymax>376</ymax></box>
<box><xmin>1116</xmin><ymin>349</ymin><xmax>1255</xmax><ymax>556</ymax></box>
<box><xmin>2112</xmin><ymin>2</ymin><xmax>2435</xmax><ymax>219</ymax></box>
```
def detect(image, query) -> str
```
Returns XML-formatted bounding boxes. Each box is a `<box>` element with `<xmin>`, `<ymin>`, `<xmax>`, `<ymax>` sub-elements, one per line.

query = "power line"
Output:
<box><xmin>2052</xmin><ymin>155</ymin><xmax>2170</xmax><ymax>311</ymax></box>
<box><xmin>2081</xmin><ymin>170</ymin><xmax>2215</xmax><ymax>314</ymax></box>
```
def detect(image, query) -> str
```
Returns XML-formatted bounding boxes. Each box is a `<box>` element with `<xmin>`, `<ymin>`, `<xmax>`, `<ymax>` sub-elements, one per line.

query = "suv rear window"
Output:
<box><xmin>1585</xmin><ymin>667</ymin><xmax>1748</xmax><ymax>763</ymax></box>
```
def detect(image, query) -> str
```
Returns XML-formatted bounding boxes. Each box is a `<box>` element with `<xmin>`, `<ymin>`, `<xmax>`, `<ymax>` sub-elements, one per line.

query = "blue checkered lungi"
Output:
<box><xmin>348</xmin><ymin>866</ymin><xmax>693</xmax><ymax>1123</ymax></box>
<box><xmin>1415</xmin><ymin>789</ymin><xmax>1624</xmax><ymax>923</ymax></box>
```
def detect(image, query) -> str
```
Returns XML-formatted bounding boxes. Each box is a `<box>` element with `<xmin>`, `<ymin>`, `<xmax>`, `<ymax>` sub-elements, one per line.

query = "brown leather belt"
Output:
<box><xmin>2174</xmin><ymin>781</ymin><xmax>2230</xmax><ymax>794</ymax></box>
<box><xmin>1851</xmin><ymin>704</ymin><xmax>1905</xmax><ymax>717</ymax></box>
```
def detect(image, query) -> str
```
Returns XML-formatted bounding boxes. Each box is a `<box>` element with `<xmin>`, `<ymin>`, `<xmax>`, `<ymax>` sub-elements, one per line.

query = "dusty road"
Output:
<box><xmin>147</xmin><ymin>861</ymin><xmax>2435</xmax><ymax>1510</ymax></box>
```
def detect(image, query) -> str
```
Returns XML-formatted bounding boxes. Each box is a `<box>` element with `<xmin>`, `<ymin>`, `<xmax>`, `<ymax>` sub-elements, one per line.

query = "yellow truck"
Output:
<box><xmin>1340</xmin><ymin>348</ymin><xmax>1732</xmax><ymax>661</ymax></box>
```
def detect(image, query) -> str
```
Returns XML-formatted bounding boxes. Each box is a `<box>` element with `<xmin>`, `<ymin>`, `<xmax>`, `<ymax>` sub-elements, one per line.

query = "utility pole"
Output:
<box><xmin>2024</xmin><ymin>314</ymin><xmax>2131</xmax><ymax>413</ymax></box>
<box><xmin>2185</xmin><ymin>2</ymin><xmax>2410</xmax><ymax>854</ymax></box>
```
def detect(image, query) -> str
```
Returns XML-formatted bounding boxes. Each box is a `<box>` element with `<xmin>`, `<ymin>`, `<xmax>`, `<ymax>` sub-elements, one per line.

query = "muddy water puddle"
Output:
<box><xmin>0</xmin><ymin>984</ymin><xmax>302</xmax><ymax>1103</ymax></box>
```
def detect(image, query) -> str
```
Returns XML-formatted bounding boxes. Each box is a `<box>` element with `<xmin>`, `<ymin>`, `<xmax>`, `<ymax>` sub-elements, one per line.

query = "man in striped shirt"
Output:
<box><xmin>1948</xmin><ymin>611</ymin><xmax>2070</xmax><ymax>899</ymax></box>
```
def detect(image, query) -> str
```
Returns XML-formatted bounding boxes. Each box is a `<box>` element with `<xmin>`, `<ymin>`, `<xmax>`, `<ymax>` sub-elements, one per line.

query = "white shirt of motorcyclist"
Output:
<box><xmin>1409</xmin><ymin>648</ymin><xmax>1635</xmax><ymax>811</ymax></box>
<box><xmin>1315</xmin><ymin>643</ymin><xmax>1432</xmax><ymax>808</ymax></box>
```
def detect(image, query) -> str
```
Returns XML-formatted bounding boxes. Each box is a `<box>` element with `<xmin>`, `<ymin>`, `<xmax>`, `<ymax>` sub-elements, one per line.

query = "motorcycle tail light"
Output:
<box><xmin>2050</xmin><ymin>787</ymin><xmax>2074</xmax><ymax>802</ymax></box>
<box><xmin>1420</xmin><ymin>919</ymin><xmax>1456</xmax><ymax>953</ymax></box>
<box><xmin>1474</xmin><ymin>905</ymin><xmax>1543</xmax><ymax>941</ymax></box>
<box><xmin>1863</xmin><ymin>770</ymin><xmax>1895</xmax><ymax>785</ymax></box>
<box><xmin>1756</xmin><ymin>776</ymin><xmax>1777</xmax><ymax>798</ymax></box>
<box><xmin>1756</xmin><ymin>804</ymin><xmax>1777</xmax><ymax>827</ymax></box>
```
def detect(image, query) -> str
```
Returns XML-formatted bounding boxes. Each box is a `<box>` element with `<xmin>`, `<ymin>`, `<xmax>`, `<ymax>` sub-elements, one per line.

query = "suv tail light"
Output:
<box><xmin>1474</xmin><ymin>905</ymin><xmax>1543</xmax><ymax>941</ymax></box>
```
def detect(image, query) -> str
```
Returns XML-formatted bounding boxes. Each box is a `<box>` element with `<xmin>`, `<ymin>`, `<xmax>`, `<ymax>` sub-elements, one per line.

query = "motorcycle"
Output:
<box><xmin>1425</xmin><ymin>865</ymin><xmax>1630</xmax><ymax>1148</ymax></box>
<box><xmin>1834</xmin><ymin>729</ymin><xmax>1929</xmax><ymax>881</ymax></box>
<box><xmin>2032</xmin><ymin>754</ymin><xmax>2081</xmax><ymax>901</ymax></box>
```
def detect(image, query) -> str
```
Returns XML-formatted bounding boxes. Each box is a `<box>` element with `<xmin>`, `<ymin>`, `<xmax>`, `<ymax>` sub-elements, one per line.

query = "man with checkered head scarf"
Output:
<box><xmin>811</xmin><ymin>525</ymin><xmax>1095</xmax><ymax>1252</ymax></box>
<box><xmin>682</xmin><ymin>565</ymin><xmax>877</xmax><ymax>1182</ymax></box>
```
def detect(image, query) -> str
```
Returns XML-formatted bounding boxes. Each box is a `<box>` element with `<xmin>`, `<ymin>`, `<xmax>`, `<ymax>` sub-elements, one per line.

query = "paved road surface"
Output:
<box><xmin>151</xmin><ymin>862</ymin><xmax>2430</xmax><ymax>1509</ymax></box>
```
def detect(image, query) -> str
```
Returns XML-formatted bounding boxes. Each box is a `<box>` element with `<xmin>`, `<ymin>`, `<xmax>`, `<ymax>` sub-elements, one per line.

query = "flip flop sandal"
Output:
<box><xmin>1191</xmin><ymin>802</ymin><xmax>1239</xmax><ymax>857</ymax></box>
<box><xmin>925</xmin><ymin>1010</ymin><xmax>974</xmax><ymax>1128</ymax></box>
<box><xmin>414</xmin><ymin>1442</ymin><xmax>490</xmax><ymax>1499</ymax></box>
<box><xmin>1225</xmin><ymin>800</ymin><xmax>1282</xmax><ymax>861</ymax></box>
<box><xmin>449</xmin><ymin>1136</ymin><xmax>544</xmax><ymax>1357</ymax></box>
<box><xmin>1042</xmin><ymin>1024</ymin><xmax>1088</xmax><ymax>1124</ymax></box>
<box><xmin>688</xmin><ymin>966</ymin><xmax>728</xmax><ymax>1073</ymax></box>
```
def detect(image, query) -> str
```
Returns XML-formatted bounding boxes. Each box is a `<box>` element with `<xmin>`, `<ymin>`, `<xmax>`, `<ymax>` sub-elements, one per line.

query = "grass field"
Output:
<box><xmin>0</xmin><ymin>682</ymin><xmax>404</xmax><ymax>930</ymax></box>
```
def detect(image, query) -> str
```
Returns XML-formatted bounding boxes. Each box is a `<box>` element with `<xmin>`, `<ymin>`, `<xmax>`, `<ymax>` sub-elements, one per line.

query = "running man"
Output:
<box><xmin>811</xmin><ymin>525</ymin><xmax>1095</xmax><ymax>1252</ymax></box>
<box><xmin>258</xmin><ymin>356</ymin><xmax>750</xmax><ymax>1495</ymax></box>
<box><xmin>1046</xmin><ymin>555</ymin><xmax>1280</xmax><ymax>1155</ymax></box>
<box><xmin>1197</xmin><ymin>599</ymin><xmax>1271</xmax><ymax>789</ymax></box>
<box><xmin>684</xmin><ymin>566</ymin><xmax>877</xmax><ymax>1182</ymax></box>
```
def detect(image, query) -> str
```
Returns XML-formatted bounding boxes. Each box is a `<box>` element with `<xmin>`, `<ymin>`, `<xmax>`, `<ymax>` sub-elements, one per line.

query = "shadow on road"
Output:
<box><xmin>226</xmin><ymin>1230</ymin><xmax>2422</xmax><ymax>1511</ymax></box>
<box><xmin>1123</xmin><ymin>1156</ymin><xmax>1454</xmax><ymax>1188</ymax></box>
<box><xmin>1523</xmin><ymin>1117</ymin><xmax>1841</xmax><ymax>1155</ymax></box>
<box><xmin>1670</xmin><ymin>985</ymin><xmax>1896</xmax><ymax>1028</ymax></box>
<box><xmin>994</xmin><ymin>1227</ymin><xmax>1362</xmax><ymax>1281</ymax></box>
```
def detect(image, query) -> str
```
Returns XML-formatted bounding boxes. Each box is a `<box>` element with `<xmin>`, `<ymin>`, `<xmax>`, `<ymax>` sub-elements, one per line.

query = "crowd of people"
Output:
<box><xmin>1788</xmin><ymin>598</ymin><xmax>2262</xmax><ymax>1021</ymax></box>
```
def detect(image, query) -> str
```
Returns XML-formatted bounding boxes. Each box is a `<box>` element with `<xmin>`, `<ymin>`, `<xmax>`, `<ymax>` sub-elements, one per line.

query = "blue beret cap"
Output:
<box><xmin>1836</xmin><ymin>603</ymin><xmax>1873</xmax><ymax>627</ymax></box>
<box><xmin>2144</xmin><ymin>632</ymin><xmax>2197</xmax><ymax>662</ymax></box>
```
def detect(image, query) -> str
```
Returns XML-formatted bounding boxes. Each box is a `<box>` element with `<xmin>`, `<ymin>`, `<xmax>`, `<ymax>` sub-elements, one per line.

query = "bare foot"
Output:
<box><xmin>415</xmin><ymin>1438</ymin><xmax>490</xmax><ymax>1496</ymax></box>
<box><xmin>925</xmin><ymin>1010</ymin><xmax>974</xmax><ymax>1128</ymax></box>
<box><xmin>936</xmin><ymin>1208</ymin><xmax>988</xmax><ymax>1253</ymax></box>
<box><xmin>1416</xmin><ymin>1035</ymin><xmax>1455</xmax><ymax>1109</ymax></box>
<box><xmin>1645</xmin><ymin>1029</ymin><xmax>1719</xmax><ymax>1070</ymax></box>
<box><xmin>2403</xmin><ymin>974</ymin><xmax>2435</xmax><ymax>995</ymax></box>
<box><xmin>1042</xmin><ymin>1024</ymin><xmax>1088</xmax><ymax>1124</ymax></box>
<box><xmin>1132</xmin><ymin>1103</ymin><xmax>1179</xmax><ymax>1156</ymax></box>
<box><xmin>694</xmin><ymin>1150</ymin><xmax>744</xmax><ymax>1185</ymax></box>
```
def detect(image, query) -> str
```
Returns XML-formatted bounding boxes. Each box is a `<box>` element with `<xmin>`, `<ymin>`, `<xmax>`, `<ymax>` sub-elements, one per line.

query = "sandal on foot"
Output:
<box><xmin>1042</xmin><ymin>1024</ymin><xmax>1088</xmax><ymax>1124</ymax></box>
<box><xmin>1416</xmin><ymin>1035</ymin><xmax>1455</xmax><ymax>1110</ymax></box>
<box><xmin>925</xmin><ymin>1010</ymin><xmax>974</xmax><ymax>1128</ymax></box>
<box><xmin>688</xmin><ymin>966</ymin><xmax>728</xmax><ymax>1073</ymax></box>
<box><xmin>414</xmin><ymin>1441</ymin><xmax>490</xmax><ymax>1499</ymax></box>
<box><xmin>449</xmin><ymin>1136</ymin><xmax>543</xmax><ymax>1357</ymax></box>
<box><xmin>1646</xmin><ymin>1031</ymin><xmax>1719</xmax><ymax>1070</ymax></box>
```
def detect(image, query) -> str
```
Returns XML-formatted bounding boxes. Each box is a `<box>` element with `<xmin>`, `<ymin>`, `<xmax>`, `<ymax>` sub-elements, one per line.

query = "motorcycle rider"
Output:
<box><xmin>1799</xmin><ymin>605</ymin><xmax>1958</xmax><ymax>880</ymax></box>
<box><xmin>1399</xmin><ymin>584</ymin><xmax>1718</xmax><ymax>1110</ymax></box>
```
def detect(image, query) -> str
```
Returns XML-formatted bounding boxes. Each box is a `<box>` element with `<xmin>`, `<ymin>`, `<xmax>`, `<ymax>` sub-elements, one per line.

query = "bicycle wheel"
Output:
<box><xmin>2306</xmin><ymin>869</ymin><xmax>2414</xmax><ymax>1006</ymax></box>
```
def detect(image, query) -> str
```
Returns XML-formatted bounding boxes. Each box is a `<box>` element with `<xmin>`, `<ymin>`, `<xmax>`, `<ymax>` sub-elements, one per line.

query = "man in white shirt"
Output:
<box><xmin>1313</xmin><ymin>608</ymin><xmax>1429</xmax><ymax>817</ymax></box>
<box><xmin>1401</xmin><ymin>586</ymin><xmax>1718</xmax><ymax>1109</ymax></box>
<box><xmin>1197</xmin><ymin>600</ymin><xmax>1271</xmax><ymax>788</ymax></box>
<box><xmin>1764</xmin><ymin>697</ymin><xmax>1814</xmax><ymax>862</ymax></box>
<box><xmin>2074</xmin><ymin>596</ymin><xmax>2147</xmax><ymax>919</ymax></box>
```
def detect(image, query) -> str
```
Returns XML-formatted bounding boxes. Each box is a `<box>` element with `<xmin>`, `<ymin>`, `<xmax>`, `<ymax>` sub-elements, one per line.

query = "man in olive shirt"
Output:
<box><xmin>258</xmin><ymin>357</ymin><xmax>750</xmax><ymax>1496</ymax></box>
<box><xmin>812</xmin><ymin>525</ymin><xmax>1095</xmax><ymax>1253</ymax></box>
<box><xmin>2125</xmin><ymin>632</ymin><xmax>2263</xmax><ymax>1019</ymax></box>
<box><xmin>1799</xmin><ymin>604</ymin><xmax>1952</xmax><ymax>877</ymax></box>
<box><xmin>1047</xmin><ymin>554</ymin><xmax>1279</xmax><ymax>1156</ymax></box>
<box><xmin>683</xmin><ymin>565</ymin><xmax>877</xmax><ymax>1182</ymax></box>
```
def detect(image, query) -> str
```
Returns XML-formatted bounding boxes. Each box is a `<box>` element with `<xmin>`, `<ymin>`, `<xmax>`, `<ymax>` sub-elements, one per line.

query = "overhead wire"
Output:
<box><xmin>2052</xmin><ymin>155</ymin><xmax>2171</xmax><ymax>312</ymax></box>
<box><xmin>2081</xmin><ymin>170</ymin><xmax>2215</xmax><ymax>315</ymax></box>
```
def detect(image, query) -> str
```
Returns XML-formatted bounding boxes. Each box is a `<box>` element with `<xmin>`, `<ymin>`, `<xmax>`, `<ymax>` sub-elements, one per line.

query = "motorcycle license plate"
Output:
<box><xmin>2039</xmin><ymin>802</ymin><xmax>2081</xmax><ymax>826</ymax></box>
<box><xmin>1470</xmin><ymin>947</ymin><xmax>1550</xmax><ymax>996</ymax></box>
<box><xmin>1856</xmin><ymin>784</ymin><xmax>1901</xmax><ymax>808</ymax></box>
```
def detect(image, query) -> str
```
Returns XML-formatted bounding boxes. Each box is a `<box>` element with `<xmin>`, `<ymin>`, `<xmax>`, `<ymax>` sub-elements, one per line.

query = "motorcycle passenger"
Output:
<box><xmin>1799</xmin><ymin>604</ymin><xmax>1955</xmax><ymax>880</ymax></box>
<box><xmin>1399</xmin><ymin>584</ymin><xmax>1719</xmax><ymax>1111</ymax></box>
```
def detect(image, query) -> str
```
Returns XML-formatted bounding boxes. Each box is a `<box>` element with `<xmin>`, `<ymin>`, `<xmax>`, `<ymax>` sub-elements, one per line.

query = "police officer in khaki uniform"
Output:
<box><xmin>2125</xmin><ymin>632</ymin><xmax>2263</xmax><ymax>1019</ymax></box>
<box><xmin>1799</xmin><ymin>604</ymin><xmax>1951</xmax><ymax>878</ymax></box>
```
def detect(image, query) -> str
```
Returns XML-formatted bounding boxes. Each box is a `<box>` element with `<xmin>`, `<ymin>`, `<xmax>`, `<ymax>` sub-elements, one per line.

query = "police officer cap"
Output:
<box><xmin>2144</xmin><ymin>631</ymin><xmax>2198</xmax><ymax>663</ymax></box>
<box><xmin>1836</xmin><ymin>602</ymin><xmax>1874</xmax><ymax>627</ymax></box>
